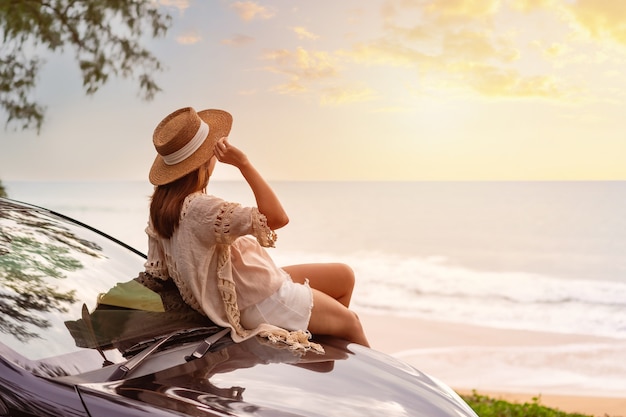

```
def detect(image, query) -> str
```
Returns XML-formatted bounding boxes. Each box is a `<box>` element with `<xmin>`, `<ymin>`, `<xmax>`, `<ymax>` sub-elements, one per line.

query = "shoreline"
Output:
<box><xmin>358</xmin><ymin>313</ymin><xmax>626</xmax><ymax>416</ymax></box>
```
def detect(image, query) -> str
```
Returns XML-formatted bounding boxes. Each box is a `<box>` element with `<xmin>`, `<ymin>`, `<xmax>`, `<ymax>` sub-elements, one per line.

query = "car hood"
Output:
<box><xmin>76</xmin><ymin>336</ymin><xmax>476</xmax><ymax>417</ymax></box>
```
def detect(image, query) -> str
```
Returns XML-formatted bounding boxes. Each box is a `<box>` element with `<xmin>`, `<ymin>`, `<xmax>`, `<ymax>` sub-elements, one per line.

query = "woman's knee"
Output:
<box><xmin>348</xmin><ymin>310</ymin><xmax>365</xmax><ymax>335</ymax></box>
<box><xmin>336</xmin><ymin>263</ymin><xmax>355</xmax><ymax>286</ymax></box>
<box><xmin>340</xmin><ymin>310</ymin><xmax>369</xmax><ymax>347</ymax></box>
<box><xmin>309</xmin><ymin>302</ymin><xmax>364</xmax><ymax>343</ymax></box>
<box><xmin>330</xmin><ymin>263</ymin><xmax>355</xmax><ymax>295</ymax></box>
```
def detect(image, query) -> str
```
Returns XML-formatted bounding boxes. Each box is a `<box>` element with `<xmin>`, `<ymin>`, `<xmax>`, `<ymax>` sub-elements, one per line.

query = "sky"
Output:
<box><xmin>1</xmin><ymin>0</ymin><xmax>626</xmax><ymax>181</ymax></box>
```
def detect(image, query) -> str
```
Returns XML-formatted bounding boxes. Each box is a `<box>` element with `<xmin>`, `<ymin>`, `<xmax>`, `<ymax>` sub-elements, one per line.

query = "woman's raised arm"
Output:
<box><xmin>214</xmin><ymin>137</ymin><xmax>289</xmax><ymax>230</ymax></box>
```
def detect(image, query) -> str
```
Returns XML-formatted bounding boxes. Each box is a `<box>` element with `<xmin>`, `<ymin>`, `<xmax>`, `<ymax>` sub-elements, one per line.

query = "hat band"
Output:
<box><xmin>162</xmin><ymin>121</ymin><xmax>210</xmax><ymax>165</ymax></box>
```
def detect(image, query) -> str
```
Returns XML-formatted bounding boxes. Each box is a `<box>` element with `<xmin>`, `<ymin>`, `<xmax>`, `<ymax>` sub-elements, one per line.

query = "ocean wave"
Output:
<box><xmin>273</xmin><ymin>250</ymin><xmax>626</xmax><ymax>340</ymax></box>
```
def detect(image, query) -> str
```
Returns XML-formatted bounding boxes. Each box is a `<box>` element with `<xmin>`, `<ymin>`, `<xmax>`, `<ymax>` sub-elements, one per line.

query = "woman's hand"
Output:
<box><xmin>214</xmin><ymin>137</ymin><xmax>249</xmax><ymax>169</ymax></box>
<box><xmin>213</xmin><ymin>136</ymin><xmax>288</xmax><ymax>230</ymax></box>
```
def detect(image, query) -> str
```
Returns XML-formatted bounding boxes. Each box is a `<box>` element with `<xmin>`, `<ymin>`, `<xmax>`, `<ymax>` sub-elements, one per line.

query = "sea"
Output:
<box><xmin>5</xmin><ymin>180</ymin><xmax>626</xmax><ymax>397</ymax></box>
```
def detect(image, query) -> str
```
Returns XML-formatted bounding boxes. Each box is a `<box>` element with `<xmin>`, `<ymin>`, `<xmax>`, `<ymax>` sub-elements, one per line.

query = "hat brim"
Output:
<box><xmin>149</xmin><ymin>109</ymin><xmax>233</xmax><ymax>185</ymax></box>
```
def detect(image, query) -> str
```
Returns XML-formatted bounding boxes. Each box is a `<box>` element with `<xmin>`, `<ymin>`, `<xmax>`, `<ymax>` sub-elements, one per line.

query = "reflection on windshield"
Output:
<box><xmin>0</xmin><ymin>204</ymin><xmax>101</xmax><ymax>342</ymax></box>
<box><xmin>65</xmin><ymin>273</ymin><xmax>215</xmax><ymax>355</ymax></box>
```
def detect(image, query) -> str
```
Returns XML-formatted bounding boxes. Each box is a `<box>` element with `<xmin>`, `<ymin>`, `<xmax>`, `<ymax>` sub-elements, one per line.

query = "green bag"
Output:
<box><xmin>97</xmin><ymin>279</ymin><xmax>165</xmax><ymax>312</ymax></box>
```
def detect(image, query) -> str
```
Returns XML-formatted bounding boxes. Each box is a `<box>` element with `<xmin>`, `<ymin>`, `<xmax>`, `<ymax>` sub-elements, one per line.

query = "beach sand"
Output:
<box><xmin>359</xmin><ymin>314</ymin><xmax>626</xmax><ymax>417</ymax></box>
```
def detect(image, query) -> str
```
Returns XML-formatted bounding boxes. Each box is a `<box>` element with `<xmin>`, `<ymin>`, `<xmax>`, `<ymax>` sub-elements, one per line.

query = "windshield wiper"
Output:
<box><xmin>121</xmin><ymin>327</ymin><xmax>219</xmax><ymax>358</ymax></box>
<box><xmin>81</xmin><ymin>304</ymin><xmax>114</xmax><ymax>367</ymax></box>
<box><xmin>185</xmin><ymin>328</ymin><xmax>230</xmax><ymax>361</ymax></box>
<box><xmin>108</xmin><ymin>327</ymin><xmax>225</xmax><ymax>381</ymax></box>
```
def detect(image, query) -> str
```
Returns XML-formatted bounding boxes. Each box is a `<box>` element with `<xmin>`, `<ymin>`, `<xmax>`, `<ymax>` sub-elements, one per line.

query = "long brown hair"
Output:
<box><xmin>150</xmin><ymin>161</ymin><xmax>211</xmax><ymax>238</ymax></box>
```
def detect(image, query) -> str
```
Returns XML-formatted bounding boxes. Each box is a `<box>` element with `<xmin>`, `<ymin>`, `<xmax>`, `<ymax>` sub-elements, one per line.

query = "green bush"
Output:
<box><xmin>460</xmin><ymin>391</ymin><xmax>602</xmax><ymax>417</ymax></box>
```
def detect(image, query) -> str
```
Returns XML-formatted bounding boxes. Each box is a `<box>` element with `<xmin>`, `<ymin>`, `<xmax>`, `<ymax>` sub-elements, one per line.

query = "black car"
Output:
<box><xmin>0</xmin><ymin>198</ymin><xmax>477</xmax><ymax>417</ymax></box>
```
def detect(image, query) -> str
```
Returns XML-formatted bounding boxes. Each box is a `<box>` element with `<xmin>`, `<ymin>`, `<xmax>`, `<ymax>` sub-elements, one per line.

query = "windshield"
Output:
<box><xmin>0</xmin><ymin>199</ymin><xmax>214</xmax><ymax>376</ymax></box>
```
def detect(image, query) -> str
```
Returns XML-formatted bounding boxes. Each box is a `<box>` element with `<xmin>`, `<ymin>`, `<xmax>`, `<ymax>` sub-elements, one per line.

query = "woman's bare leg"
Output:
<box><xmin>282</xmin><ymin>263</ymin><xmax>355</xmax><ymax>307</ymax></box>
<box><xmin>308</xmin><ymin>288</ymin><xmax>370</xmax><ymax>347</ymax></box>
<box><xmin>282</xmin><ymin>263</ymin><xmax>369</xmax><ymax>346</ymax></box>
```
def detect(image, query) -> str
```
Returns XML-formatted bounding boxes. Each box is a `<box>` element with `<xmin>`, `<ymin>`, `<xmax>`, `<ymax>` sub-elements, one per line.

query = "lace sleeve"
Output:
<box><xmin>144</xmin><ymin>224</ymin><xmax>170</xmax><ymax>280</ymax></box>
<box><xmin>250</xmin><ymin>208</ymin><xmax>277</xmax><ymax>248</ymax></box>
<box><xmin>213</xmin><ymin>201</ymin><xmax>277</xmax><ymax>248</ymax></box>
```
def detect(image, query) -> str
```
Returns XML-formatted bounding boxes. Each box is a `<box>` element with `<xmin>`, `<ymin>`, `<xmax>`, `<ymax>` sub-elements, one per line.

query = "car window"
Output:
<box><xmin>0</xmin><ymin>200</ymin><xmax>212</xmax><ymax>376</ymax></box>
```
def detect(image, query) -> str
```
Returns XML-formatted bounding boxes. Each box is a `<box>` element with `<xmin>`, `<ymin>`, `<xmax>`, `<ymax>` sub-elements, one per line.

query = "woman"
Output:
<box><xmin>145</xmin><ymin>107</ymin><xmax>369</xmax><ymax>352</ymax></box>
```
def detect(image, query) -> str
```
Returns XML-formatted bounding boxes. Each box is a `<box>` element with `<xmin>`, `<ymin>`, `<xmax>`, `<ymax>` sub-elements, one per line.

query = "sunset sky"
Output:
<box><xmin>1</xmin><ymin>0</ymin><xmax>626</xmax><ymax>181</ymax></box>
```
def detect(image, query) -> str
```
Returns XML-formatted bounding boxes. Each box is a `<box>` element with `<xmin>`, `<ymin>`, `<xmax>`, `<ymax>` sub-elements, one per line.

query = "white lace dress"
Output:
<box><xmin>145</xmin><ymin>192</ymin><xmax>322</xmax><ymax>353</ymax></box>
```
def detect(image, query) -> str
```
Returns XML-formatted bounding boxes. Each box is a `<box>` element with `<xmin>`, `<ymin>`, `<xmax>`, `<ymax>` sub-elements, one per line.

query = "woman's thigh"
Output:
<box><xmin>282</xmin><ymin>263</ymin><xmax>355</xmax><ymax>307</ymax></box>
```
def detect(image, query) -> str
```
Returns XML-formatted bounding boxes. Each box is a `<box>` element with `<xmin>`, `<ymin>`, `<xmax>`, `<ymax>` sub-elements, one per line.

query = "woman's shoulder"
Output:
<box><xmin>182</xmin><ymin>193</ymin><xmax>238</xmax><ymax>219</ymax></box>
<box><xmin>184</xmin><ymin>192</ymin><xmax>224</xmax><ymax>206</ymax></box>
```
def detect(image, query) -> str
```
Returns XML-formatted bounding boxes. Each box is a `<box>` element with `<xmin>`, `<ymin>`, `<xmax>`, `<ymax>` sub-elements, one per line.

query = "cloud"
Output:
<box><xmin>261</xmin><ymin>47</ymin><xmax>343</xmax><ymax>98</ymax></box>
<box><xmin>426</xmin><ymin>0</ymin><xmax>498</xmax><ymax>20</ymax></box>
<box><xmin>384</xmin><ymin>0</ymin><xmax>499</xmax><ymax>24</ymax></box>
<box><xmin>158</xmin><ymin>0</ymin><xmax>191</xmax><ymax>12</ymax></box>
<box><xmin>509</xmin><ymin>0</ymin><xmax>626</xmax><ymax>47</ymax></box>
<box><xmin>231</xmin><ymin>1</ymin><xmax>275</xmax><ymax>21</ymax></box>
<box><xmin>531</xmin><ymin>40</ymin><xmax>569</xmax><ymax>61</ymax></box>
<box><xmin>442</xmin><ymin>29</ymin><xmax>519</xmax><ymax>62</ymax></box>
<box><xmin>320</xmin><ymin>86</ymin><xmax>375</xmax><ymax>105</ymax></box>
<box><xmin>346</xmin><ymin>39</ymin><xmax>432</xmax><ymax>68</ymax></box>
<box><xmin>292</xmin><ymin>26</ymin><xmax>320</xmax><ymax>41</ymax></box>
<box><xmin>221</xmin><ymin>34</ymin><xmax>255</xmax><ymax>46</ymax></box>
<box><xmin>270</xmin><ymin>80</ymin><xmax>307</xmax><ymax>95</ymax></box>
<box><xmin>567</xmin><ymin>0</ymin><xmax>626</xmax><ymax>45</ymax></box>
<box><xmin>262</xmin><ymin>47</ymin><xmax>338</xmax><ymax>82</ymax></box>
<box><xmin>455</xmin><ymin>63</ymin><xmax>561</xmax><ymax>98</ymax></box>
<box><xmin>509</xmin><ymin>0</ymin><xmax>556</xmax><ymax>12</ymax></box>
<box><xmin>176</xmin><ymin>32</ymin><xmax>201</xmax><ymax>45</ymax></box>
<box><xmin>257</xmin><ymin>0</ymin><xmax>625</xmax><ymax>106</ymax></box>
<box><xmin>339</xmin><ymin>0</ymin><xmax>569</xmax><ymax>99</ymax></box>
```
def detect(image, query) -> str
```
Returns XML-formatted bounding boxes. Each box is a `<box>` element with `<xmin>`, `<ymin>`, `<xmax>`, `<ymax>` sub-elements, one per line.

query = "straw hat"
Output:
<box><xmin>149</xmin><ymin>107</ymin><xmax>232</xmax><ymax>185</ymax></box>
